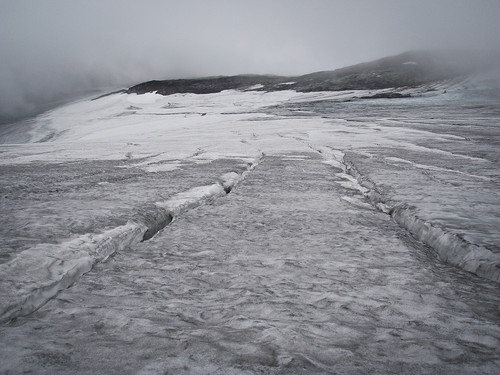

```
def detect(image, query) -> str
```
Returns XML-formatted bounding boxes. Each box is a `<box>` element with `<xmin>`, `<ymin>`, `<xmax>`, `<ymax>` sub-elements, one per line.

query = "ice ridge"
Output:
<box><xmin>0</xmin><ymin>221</ymin><xmax>146</xmax><ymax>324</ymax></box>
<box><xmin>392</xmin><ymin>205</ymin><xmax>500</xmax><ymax>283</ymax></box>
<box><xmin>0</xmin><ymin>157</ymin><xmax>261</xmax><ymax>324</ymax></box>
<box><xmin>318</xmin><ymin>146</ymin><xmax>500</xmax><ymax>283</ymax></box>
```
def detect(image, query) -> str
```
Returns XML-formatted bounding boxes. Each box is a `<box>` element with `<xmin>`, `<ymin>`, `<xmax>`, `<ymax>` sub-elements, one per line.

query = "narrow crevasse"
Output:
<box><xmin>0</xmin><ymin>156</ymin><xmax>262</xmax><ymax>324</ymax></box>
<box><xmin>310</xmin><ymin>143</ymin><xmax>500</xmax><ymax>283</ymax></box>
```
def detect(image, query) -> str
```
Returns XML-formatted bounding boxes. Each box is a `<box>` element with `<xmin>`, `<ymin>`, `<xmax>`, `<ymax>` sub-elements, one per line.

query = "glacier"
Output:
<box><xmin>0</xmin><ymin>77</ymin><xmax>499</xmax><ymax>373</ymax></box>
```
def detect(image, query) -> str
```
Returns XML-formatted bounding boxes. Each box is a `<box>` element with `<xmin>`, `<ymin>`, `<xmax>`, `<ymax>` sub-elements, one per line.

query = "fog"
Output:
<box><xmin>1</xmin><ymin>0</ymin><xmax>500</xmax><ymax>122</ymax></box>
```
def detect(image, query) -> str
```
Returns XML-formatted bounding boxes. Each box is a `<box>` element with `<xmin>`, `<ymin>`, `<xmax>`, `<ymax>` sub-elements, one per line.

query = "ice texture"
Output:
<box><xmin>0</xmin><ymin>156</ymin><xmax>260</xmax><ymax>323</ymax></box>
<box><xmin>0</xmin><ymin>77</ymin><xmax>499</xmax><ymax>372</ymax></box>
<box><xmin>1</xmin><ymin>154</ymin><xmax>499</xmax><ymax>374</ymax></box>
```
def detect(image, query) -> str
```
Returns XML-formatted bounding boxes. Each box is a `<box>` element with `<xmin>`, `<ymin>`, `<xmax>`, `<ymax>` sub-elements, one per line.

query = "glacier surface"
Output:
<box><xmin>0</xmin><ymin>79</ymin><xmax>499</xmax><ymax>373</ymax></box>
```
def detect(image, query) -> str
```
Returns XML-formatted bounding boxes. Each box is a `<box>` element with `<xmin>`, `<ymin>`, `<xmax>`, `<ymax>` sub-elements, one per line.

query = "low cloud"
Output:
<box><xmin>1</xmin><ymin>0</ymin><xmax>500</xmax><ymax>121</ymax></box>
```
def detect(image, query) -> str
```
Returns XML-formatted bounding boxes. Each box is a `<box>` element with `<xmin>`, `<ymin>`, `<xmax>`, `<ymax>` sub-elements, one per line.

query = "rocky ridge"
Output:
<box><xmin>127</xmin><ymin>50</ymin><xmax>499</xmax><ymax>95</ymax></box>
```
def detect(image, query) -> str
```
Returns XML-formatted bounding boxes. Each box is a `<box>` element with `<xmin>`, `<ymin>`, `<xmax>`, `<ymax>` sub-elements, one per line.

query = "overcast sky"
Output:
<box><xmin>1</xmin><ymin>0</ymin><xmax>500</xmax><ymax>121</ymax></box>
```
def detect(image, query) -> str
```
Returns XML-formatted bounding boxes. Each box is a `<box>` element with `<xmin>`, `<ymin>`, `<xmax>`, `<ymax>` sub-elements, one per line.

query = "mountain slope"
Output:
<box><xmin>127</xmin><ymin>50</ymin><xmax>498</xmax><ymax>95</ymax></box>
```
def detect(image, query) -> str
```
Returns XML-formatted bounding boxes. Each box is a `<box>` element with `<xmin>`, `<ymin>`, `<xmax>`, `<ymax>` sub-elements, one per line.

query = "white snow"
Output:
<box><xmin>384</xmin><ymin>156</ymin><xmax>492</xmax><ymax>181</ymax></box>
<box><xmin>245</xmin><ymin>84</ymin><xmax>264</xmax><ymax>90</ymax></box>
<box><xmin>156</xmin><ymin>184</ymin><xmax>226</xmax><ymax>217</ymax></box>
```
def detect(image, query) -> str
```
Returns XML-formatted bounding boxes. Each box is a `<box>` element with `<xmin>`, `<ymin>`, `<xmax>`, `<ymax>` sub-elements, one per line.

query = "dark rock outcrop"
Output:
<box><xmin>128</xmin><ymin>75</ymin><xmax>291</xmax><ymax>96</ymax></box>
<box><xmin>360</xmin><ymin>92</ymin><xmax>412</xmax><ymax>99</ymax></box>
<box><xmin>127</xmin><ymin>50</ymin><xmax>499</xmax><ymax>96</ymax></box>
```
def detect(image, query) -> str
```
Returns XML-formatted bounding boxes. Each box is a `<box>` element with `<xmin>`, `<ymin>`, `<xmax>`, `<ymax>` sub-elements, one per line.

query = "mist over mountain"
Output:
<box><xmin>2</xmin><ymin>0</ymin><xmax>500</xmax><ymax>123</ymax></box>
<box><xmin>127</xmin><ymin>50</ymin><xmax>500</xmax><ymax>96</ymax></box>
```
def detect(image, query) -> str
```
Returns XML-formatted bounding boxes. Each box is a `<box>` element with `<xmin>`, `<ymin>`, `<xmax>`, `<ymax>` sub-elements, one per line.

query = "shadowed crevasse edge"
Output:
<box><xmin>0</xmin><ymin>157</ymin><xmax>262</xmax><ymax>324</ymax></box>
<box><xmin>342</xmin><ymin>157</ymin><xmax>500</xmax><ymax>283</ymax></box>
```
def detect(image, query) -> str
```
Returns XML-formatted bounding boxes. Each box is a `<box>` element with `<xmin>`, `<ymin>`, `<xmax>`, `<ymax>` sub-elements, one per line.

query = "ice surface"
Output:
<box><xmin>0</xmin><ymin>221</ymin><xmax>145</xmax><ymax>323</ymax></box>
<box><xmin>1</xmin><ymin>154</ymin><xmax>499</xmax><ymax>374</ymax></box>
<box><xmin>0</xmin><ymin>78</ymin><xmax>499</xmax><ymax>372</ymax></box>
<box><xmin>0</xmin><ymin>156</ymin><xmax>259</xmax><ymax>323</ymax></box>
